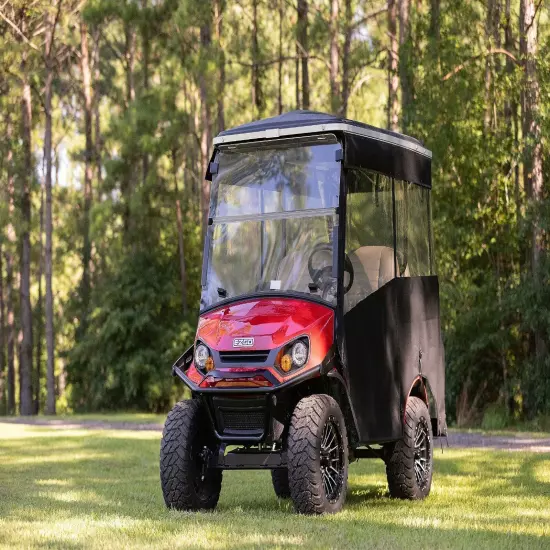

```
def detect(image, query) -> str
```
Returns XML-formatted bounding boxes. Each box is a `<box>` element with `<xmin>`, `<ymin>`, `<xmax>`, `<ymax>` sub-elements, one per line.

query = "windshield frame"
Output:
<box><xmin>200</xmin><ymin>135</ymin><xmax>344</xmax><ymax>313</ymax></box>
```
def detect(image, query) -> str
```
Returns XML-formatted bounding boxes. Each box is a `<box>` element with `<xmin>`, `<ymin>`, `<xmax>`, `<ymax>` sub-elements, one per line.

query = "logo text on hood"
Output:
<box><xmin>233</xmin><ymin>338</ymin><xmax>254</xmax><ymax>348</ymax></box>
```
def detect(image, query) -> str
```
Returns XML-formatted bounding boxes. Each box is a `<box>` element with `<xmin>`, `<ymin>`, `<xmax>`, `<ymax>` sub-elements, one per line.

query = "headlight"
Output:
<box><xmin>291</xmin><ymin>340</ymin><xmax>308</xmax><ymax>367</ymax></box>
<box><xmin>194</xmin><ymin>344</ymin><xmax>210</xmax><ymax>368</ymax></box>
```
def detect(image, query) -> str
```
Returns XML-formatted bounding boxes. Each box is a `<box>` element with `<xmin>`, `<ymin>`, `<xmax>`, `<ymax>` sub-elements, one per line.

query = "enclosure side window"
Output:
<box><xmin>394</xmin><ymin>180</ymin><xmax>432</xmax><ymax>277</ymax></box>
<box><xmin>344</xmin><ymin>169</ymin><xmax>394</xmax><ymax>312</ymax></box>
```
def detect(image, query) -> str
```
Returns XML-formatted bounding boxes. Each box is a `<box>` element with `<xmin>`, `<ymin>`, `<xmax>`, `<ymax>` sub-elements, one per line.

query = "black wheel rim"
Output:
<box><xmin>320</xmin><ymin>416</ymin><xmax>344</xmax><ymax>502</ymax></box>
<box><xmin>414</xmin><ymin>420</ymin><xmax>431</xmax><ymax>489</ymax></box>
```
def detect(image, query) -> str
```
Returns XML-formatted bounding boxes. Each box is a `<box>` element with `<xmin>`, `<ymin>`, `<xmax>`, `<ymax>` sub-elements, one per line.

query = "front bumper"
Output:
<box><xmin>174</xmin><ymin>362</ymin><xmax>321</xmax><ymax>443</ymax></box>
<box><xmin>172</xmin><ymin>345</ymin><xmax>334</xmax><ymax>443</ymax></box>
<box><xmin>172</xmin><ymin>348</ymin><xmax>326</xmax><ymax>444</ymax></box>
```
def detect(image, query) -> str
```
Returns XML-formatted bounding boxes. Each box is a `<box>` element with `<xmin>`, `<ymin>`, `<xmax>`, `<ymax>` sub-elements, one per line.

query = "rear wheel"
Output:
<box><xmin>287</xmin><ymin>394</ymin><xmax>348</xmax><ymax>514</ymax></box>
<box><xmin>160</xmin><ymin>399</ymin><xmax>222</xmax><ymax>511</ymax></box>
<box><xmin>385</xmin><ymin>396</ymin><xmax>433</xmax><ymax>500</ymax></box>
<box><xmin>271</xmin><ymin>468</ymin><xmax>290</xmax><ymax>498</ymax></box>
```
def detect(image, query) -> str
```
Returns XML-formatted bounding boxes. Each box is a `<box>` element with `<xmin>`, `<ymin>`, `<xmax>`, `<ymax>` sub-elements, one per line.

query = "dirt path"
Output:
<box><xmin>3</xmin><ymin>417</ymin><xmax>550</xmax><ymax>452</ymax></box>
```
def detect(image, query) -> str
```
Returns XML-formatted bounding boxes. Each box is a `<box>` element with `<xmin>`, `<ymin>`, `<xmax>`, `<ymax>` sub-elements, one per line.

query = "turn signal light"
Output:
<box><xmin>280</xmin><ymin>354</ymin><xmax>292</xmax><ymax>373</ymax></box>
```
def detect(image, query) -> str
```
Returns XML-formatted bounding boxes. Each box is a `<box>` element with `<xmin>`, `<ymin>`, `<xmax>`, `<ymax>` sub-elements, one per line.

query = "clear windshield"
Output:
<box><xmin>200</xmin><ymin>136</ymin><xmax>341</xmax><ymax>310</ymax></box>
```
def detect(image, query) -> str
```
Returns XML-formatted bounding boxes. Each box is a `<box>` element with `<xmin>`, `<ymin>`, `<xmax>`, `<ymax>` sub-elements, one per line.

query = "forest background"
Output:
<box><xmin>0</xmin><ymin>0</ymin><xmax>548</xmax><ymax>428</ymax></box>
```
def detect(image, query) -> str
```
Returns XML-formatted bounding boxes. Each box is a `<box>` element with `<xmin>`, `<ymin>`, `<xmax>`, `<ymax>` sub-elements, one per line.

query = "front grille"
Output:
<box><xmin>220</xmin><ymin>410</ymin><xmax>265</xmax><ymax>432</ymax></box>
<box><xmin>219</xmin><ymin>350</ymin><xmax>270</xmax><ymax>364</ymax></box>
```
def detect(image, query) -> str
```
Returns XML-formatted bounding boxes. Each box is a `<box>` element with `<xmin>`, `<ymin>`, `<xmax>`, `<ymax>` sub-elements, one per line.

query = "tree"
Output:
<box><xmin>0</xmin><ymin>242</ymin><xmax>4</xmax><ymax>411</ymax></box>
<box><xmin>520</xmin><ymin>0</ymin><xmax>544</xmax><ymax>358</ymax></box>
<box><xmin>3</xmin><ymin>114</ymin><xmax>16</xmax><ymax>416</ymax></box>
<box><xmin>398</xmin><ymin>0</ymin><xmax>412</xmax><ymax>131</ymax></box>
<box><xmin>329</xmin><ymin>0</ymin><xmax>339</xmax><ymax>114</ymax></box>
<box><xmin>251</xmin><ymin>0</ymin><xmax>264</xmax><ymax>117</ymax></box>
<box><xmin>79</xmin><ymin>18</ymin><xmax>94</xmax><ymax>341</ymax></box>
<box><xmin>297</xmin><ymin>0</ymin><xmax>309</xmax><ymax>109</ymax></box>
<box><xmin>18</xmin><ymin>11</ymin><xmax>34</xmax><ymax>416</ymax></box>
<box><xmin>199</xmin><ymin>10</ymin><xmax>212</xmax><ymax>236</ymax></box>
<box><xmin>44</xmin><ymin>0</ymin><xmax>63</xmax><ymax>415</ymax></box>
<box><xmin>214</xmin><ymin>0</ymin><xmax>225</xmax><ymax>131</ymax></box>
<box><xmin>387</xmin><ymin>0</ymin><xmax>399</xmax><ymax>130</ymax></box>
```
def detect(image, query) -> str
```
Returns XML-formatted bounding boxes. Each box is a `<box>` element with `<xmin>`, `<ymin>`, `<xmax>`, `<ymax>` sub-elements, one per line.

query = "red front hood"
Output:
<box><xmin>197</xmin><ymin>297</ymin><xmax>334</xmax><ymax>353</ymax></box>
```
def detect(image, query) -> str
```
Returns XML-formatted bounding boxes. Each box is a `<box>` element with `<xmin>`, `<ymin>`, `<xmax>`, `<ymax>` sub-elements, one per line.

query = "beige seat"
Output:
<box><xmin>346</xmin><ymin>246</ymin><xmax>396</xmax><ymax>309</ymax></box>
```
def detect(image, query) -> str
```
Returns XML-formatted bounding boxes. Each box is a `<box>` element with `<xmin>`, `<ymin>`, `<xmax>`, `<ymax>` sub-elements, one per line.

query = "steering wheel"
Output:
<box><xmin>307</xmin><ymin>243</ymin><xmax>354</xmax><ymax>298</ymax></box>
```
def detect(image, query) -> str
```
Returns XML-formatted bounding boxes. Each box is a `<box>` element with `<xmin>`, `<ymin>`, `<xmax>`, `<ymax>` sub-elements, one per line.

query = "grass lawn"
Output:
<box><xmin>0</xmin><ymin>422</ymin><xmax>549</xmax><ymax>549</ymax></box>
<box><xmin>46</xmin><ymin>412</ymin><xmax>165</xmax><ymax>425</ymax></box>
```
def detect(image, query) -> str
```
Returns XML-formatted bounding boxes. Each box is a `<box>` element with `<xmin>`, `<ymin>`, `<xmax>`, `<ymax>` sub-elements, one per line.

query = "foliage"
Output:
<box><xmin>68</xmin><ymin>250</ymin><xmax>194</xmax><ymax>411</ymax></box>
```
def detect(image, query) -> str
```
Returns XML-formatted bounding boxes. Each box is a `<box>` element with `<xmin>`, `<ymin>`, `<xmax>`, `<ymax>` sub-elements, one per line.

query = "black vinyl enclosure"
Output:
<box><xmin>208</xmin><ymin>111</ymin><xmax>447</xmax><ymax>443</ymax></box>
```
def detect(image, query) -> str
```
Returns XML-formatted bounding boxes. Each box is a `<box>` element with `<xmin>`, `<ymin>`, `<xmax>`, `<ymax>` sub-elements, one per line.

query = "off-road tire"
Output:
<box><xmin>160</xmin><ymin>399</ymin><xmax>222</xmax><ymax>511</ymax></box>
<box><xmin>271</xmin><ymin>468</ymin><xmax>291</xmax><ymax>498</ymax></box>
<box><xmin>385</xmin><ymin>396</ymin><xmax>433</xmax><ymax>500</ymax></box>
<box><xmin>287</xmin><ymin>394</ymin><xmax>348</xmax><ymax>514</ymax></box>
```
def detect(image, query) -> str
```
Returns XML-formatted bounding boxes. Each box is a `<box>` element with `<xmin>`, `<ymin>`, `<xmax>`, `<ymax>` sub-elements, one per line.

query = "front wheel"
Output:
<box><xmin>271</xmin><ymin>468</ymin><xmax>291</xmax><ymax>499</ymax></box>
<box><xmin>287</xmin><ymin>394</ymin><xmax>349</xmax><ymax>514</ymax></box>
<box><xmin>160</xmin><ymin>399</ymin><xmax>222</xmax><ymax>511</ymax></box>
<box><xmin>385</xmin><ymin>396</ymin><xmax>433</xmax><ymax>500</ymax></box>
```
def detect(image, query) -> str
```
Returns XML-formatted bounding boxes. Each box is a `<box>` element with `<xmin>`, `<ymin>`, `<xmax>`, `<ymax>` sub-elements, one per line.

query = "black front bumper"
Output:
<box><xmin>200</xmin><ymin>393</ymin><xmax>287</xmax><ymax>443</ymax></box>
<box><xmin>171</xmin><ymin>345</ymin><xmax>331</xmax><ymax>444</ymax></box>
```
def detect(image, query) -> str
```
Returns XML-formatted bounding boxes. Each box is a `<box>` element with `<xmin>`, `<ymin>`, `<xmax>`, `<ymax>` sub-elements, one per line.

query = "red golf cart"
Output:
<box><xmin>160</xmin><ymin>110</ymin><xmax>447</xmax><ymax>514</ymax></box>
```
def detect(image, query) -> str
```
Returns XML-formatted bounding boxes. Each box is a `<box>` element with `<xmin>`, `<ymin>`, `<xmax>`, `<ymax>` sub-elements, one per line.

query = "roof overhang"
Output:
<box><xmin>213</xmin><ymin>122</ymin><xmax>432</xmax><ymax>160</ymax></box>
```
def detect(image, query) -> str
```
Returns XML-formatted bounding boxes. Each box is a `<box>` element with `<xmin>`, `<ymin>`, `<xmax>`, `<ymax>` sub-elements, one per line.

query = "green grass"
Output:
<box><xmin>51</xmin><ymin>412</ymin><xmax>165</xmax><ymax>424</ymax></box>
<box><xmin>0</xmin><ymin>412</ymin><xmax>165</xmax><ymax>424</ymax></box>
<box><xmin>448</xmin><ymin>427</ymin><xmax>550</xmax><ymax>439</ymax></box>
<box><xmin>0</xmin><ymin>422</ymin><xmax>549</xmax><ymax>549</ymax></box>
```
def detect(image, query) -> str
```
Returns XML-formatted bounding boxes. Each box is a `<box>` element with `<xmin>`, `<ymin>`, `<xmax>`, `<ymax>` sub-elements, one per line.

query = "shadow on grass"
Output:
<box><xmin>1</xmin><ymin>431</ymin><xmax>549</xmax><ymax>549</ymax></box>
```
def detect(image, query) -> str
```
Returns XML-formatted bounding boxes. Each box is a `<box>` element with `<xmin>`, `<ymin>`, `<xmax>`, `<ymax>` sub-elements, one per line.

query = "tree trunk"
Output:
<box><xmin>484</xmin><ymin>0</ymin><xmax>501</xmax><ymax>132</ymax></box>
<box><xmin>297</xmin><ymin>0</ymin><xmax>309</xmax><ymax>110</ymax></box>
<box><xmin>5</xmin><ymin>117</ymin><xmax>15</xmax><ymax>416</ymax></box>
<box><xmin>173</xmin><ymin>150</ymin><xmax>188</xmax><ymax>316</ymax></box>
<box><xmin>141</xmin><ymin>0</ymin><xmax>150</xmax><ymax>186</ymax></box>
<box><xmin>123</xmin><ymin>23</ymin><xmax>136</xmax><ymax>239</ymax></box>
<box><xmin>0</xmin><ymin>242</ymin><xmax>4</xmax><ymax>413</ymax></box>
<box><xmin>504</xmin><ymin>0</ymin><xmax>520</xmax><ymax>229</ymax></box>
<box><xmin>429</xmin><ymin>0</ymin><xmax>440</xmax><ymax>44</ymax></box>
<box><xmin>398</xmin><ymin>0</ymin><xmax>412</xmax><ymax>132</ymax></box>
<box><xmin>35</xmin><ymin>183</ymin><xmax>44</xmax><ymax>414</ymax></box>
<box><xmin>251</xmin><ymin>0</ymin><xmax>264</xmax><ymax>117</ymax></box>
<box><xmin>278</xmin><ymin>0</ymin><xmax>284</xmax><ymax>114</ymax></box>
<box><xmin>19</xmin><ymin>34</ymin><xmax>34</xmax><ymax>416</ymax></box>
<box><xmin>387</xmin><ymin>0</ymin><xmax>399</xmax><ymax>131</ymax></box>
<box><xmin>214</xmin><ymin>0</ymin><xmax>225</xmax><ymax>131</ymax></box>
<box><xmin>520</xmin><ymin>0</ymin><xmax>544</xmax><ymax>357</ymax></box>
<box><xmin>93</xmin><ymin>27</ymin><xmax>102</xmax><ymax>189</ymax></box>
<box><xmin>44</xmin><ymin>3</ymin><xmax>59</xmax><ymax>415</ymax></box>
<box><xmin>295</xmin><ymin>36</ymin><xmax>300</xmax><ymax>109</ymax></box>
<box><xmin>199</xmin><ymin>21</ymin><xmax>212</xmax><ymax>239</ymax></box>
<box><xmin>329</xmin><ymin>0</ymin><xmax>339</xmax><ymax>114</ymax></box>
<box><xmin>341</xmin><ymin>0</ymin><xmax>351</xmax><ymax>117</ymax></box>
<box><xmin>6</xmin><ymin>251</ymin><xmax>15</xmax><ymax>416</ymax></box>
<box><xmin>44</xmin><ymin>84</ymin><xmax>56</xmax><ymax>414</ymax></box>
<box><xmin>125</xmin><ymin>24</ymin><xmax>136</xmax><ymax>106</ymax></box>
<box><xmin>80</xmin><ymin>20</ymin><xmax>94</xmax><ymax>339</ymax></box>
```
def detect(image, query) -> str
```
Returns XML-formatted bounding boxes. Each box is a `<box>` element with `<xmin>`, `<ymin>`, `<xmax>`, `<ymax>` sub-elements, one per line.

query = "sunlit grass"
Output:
<box><xmin>1</xmin><ymin>422</ymin><xmax>549</xmax><ymax>549</ymax></box>
<box><xmin>0</xmin><ymin>412</ymin><xmax>165</xmax><ymax>425</ymax></box>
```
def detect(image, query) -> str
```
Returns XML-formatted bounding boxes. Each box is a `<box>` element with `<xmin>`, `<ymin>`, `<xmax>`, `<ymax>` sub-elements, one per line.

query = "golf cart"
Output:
<box><xmin>160</xmin><ymin>110</ymin><xmax>446</xmax><ymax>515</ymax></box>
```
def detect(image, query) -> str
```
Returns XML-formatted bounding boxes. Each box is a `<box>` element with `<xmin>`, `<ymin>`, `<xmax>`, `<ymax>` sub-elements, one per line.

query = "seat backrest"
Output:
<box><xmin>350</xmin><ymin>246</ymin><xmax>395</xmax><ymax>291</ymax></box>
<box><xmin>345</xmin><ymin>246</ymin><xmax>395</xmax><ymax>310</ymax></box>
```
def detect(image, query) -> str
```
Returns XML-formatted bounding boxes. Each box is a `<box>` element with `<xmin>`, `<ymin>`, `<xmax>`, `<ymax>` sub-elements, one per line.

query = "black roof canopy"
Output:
<box><xmin>212</xmin><ymin>110</ymin><xmax>432</xmax><ymax>187</ymax></box>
